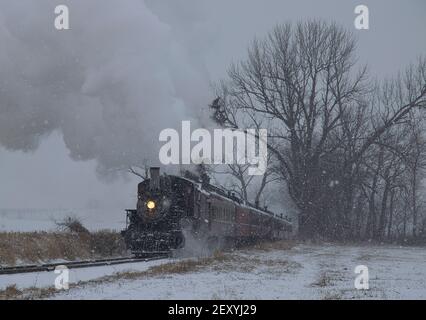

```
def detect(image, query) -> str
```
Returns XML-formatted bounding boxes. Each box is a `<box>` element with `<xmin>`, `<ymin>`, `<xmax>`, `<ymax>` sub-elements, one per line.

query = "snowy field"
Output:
<box><xmin>2</xmin><ymin>243</ymin><xmax>425</xmax><ymax>300</ymax></box>
<box><xmin>0</xmin><ymin>258</ymin><xmax>173</xmax><ymax>293</ymax></box>
<box><xmin>0</xmin><ymin>208</ymin><xmax>126</xmax><ymax>232</ymax></box>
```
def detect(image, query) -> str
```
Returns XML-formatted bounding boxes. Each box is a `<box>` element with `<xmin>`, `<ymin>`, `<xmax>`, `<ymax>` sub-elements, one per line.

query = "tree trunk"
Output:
<box><xmin>378</xmin><ymin>180</ymin><xmax>390</xmax><ymax>239</ymax></box>
<box><xmin>387</xmin><ymin>190</ymin><xmax>395</xmax><ymax>240</ymax></box>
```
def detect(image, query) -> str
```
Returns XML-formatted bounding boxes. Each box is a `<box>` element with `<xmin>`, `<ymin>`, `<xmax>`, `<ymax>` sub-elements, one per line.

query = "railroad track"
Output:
<box><xmin>0</xmin><ymin>253</ymin><xmax>170</xmax><ymax>275</ymax></box>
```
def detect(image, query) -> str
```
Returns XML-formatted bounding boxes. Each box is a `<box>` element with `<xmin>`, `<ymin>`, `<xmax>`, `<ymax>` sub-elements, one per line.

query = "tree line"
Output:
<box><xmin>209</xmin><ymin>20</ymin><xmax>426</xmax><ymax>241</ymax></box>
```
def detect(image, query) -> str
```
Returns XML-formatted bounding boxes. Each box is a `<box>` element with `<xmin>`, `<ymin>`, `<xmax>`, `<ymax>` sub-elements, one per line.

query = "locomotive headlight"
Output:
<box><xmin>146</xmin><ymin>200</ymin><xmax>156</xmax><ymax>210</ymax></box>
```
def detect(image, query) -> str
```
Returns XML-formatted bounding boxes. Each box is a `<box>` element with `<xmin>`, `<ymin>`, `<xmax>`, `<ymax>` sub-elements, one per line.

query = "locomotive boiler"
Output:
<box><xmin>121</xmin><ymin>167</ymin><xmax>292</xmax><ymax>255</ymax></box>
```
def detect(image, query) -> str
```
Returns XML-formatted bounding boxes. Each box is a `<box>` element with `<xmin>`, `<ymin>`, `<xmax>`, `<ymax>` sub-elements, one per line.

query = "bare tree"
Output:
<box><xmin>211</xmin><ymin>151</ymin><xmax>278</xmax><ymax>206</ymax></box>
<box><xmin>127</xmin><ymin>159</ymin><xmax>150</xmax><ymax>180</ymax></box>
<box><xmin>211</xmin><ymin>20</ymin><xmax>426</xmax><ymax>240</ymax></box>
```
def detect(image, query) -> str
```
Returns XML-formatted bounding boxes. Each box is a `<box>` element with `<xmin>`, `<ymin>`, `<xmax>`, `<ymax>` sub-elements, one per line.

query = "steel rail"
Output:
<box><xmin>0</xmin><ymin>254</ymin><xmax>169</xmax><ymax>275</ymax></box>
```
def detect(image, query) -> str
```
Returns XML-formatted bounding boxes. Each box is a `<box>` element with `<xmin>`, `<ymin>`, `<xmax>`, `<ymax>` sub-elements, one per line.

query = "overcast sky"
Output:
<box><xmin>0</xmin><ymin>0</ymin><xmax>425</xmax><ymax>209</ymax></box>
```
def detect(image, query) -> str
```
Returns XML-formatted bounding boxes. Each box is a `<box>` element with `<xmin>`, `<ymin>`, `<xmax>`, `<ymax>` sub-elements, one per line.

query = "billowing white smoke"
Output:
<box><xmin>0</xmin><ymin>0</ymin><xmax>211</xmax><ymax>175</ymax></box>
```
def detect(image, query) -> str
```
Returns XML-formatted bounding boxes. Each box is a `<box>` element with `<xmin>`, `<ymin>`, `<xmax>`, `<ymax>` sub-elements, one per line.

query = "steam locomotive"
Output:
<box><xmin>121</xmin><ymin>167</ymin><xmax>292</xmax><ymax>255</ymax></box>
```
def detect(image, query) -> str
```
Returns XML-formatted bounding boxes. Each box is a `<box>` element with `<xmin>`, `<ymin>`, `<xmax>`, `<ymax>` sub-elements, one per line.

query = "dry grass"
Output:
<box><xmin>250</xmin><ymin>240</ymin><xmax>297</xmax><ymax>252</ymax></box>
<box><xmin>125</xmin><ymin>251</ymin><xmax>232</xmax><ymax>278</ymax></box>
<box><xmin>0</xmin><ymin>285</ymin><xmax>22</xmax><ymax>300</ymax></box>
<box><xmin>322</xmin><ymin>292</ymin><xmax>342</xmax><ymax>300</ymax></box>
<box><xmin>0</xmin><ymin>230</ymin><xmax>126</xmax><ymax>266</ymax></box>
<box><xmin>0</xmin><ymin>217</ymin><xmax>127</xmax><ymax>266</ymax></box>
<box><xmin>0</xmin><ymin>285</ymin><xmax>59</xmax><ymax>300</ymax></box>
<box><xmin>311</xmin><ymin>272</ymin><xmax>333</xmax><ymax>287</ymax></box>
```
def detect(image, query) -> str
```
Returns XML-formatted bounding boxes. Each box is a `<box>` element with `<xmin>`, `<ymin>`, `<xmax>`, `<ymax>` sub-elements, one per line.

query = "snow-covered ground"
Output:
<box><xmin>2</xmin><ymin>243</ymin><xmax>425</xmax><ymax>299</ymax></box>
<box><xmin>0</xmin><ymin>258</ymin><xmax>173</xmax><ymax>292</ymax></box>
<box><xmin>0</xmin><ymin>208</ymin><xmax>126</xmax><ymax>232</ymax></box>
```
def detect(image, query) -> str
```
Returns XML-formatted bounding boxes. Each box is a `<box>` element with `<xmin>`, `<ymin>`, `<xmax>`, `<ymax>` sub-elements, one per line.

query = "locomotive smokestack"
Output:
<box><xmin>150</xmin><ymin>167</ymin><xmax>160</xmax><ymax>190</ymax></box>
